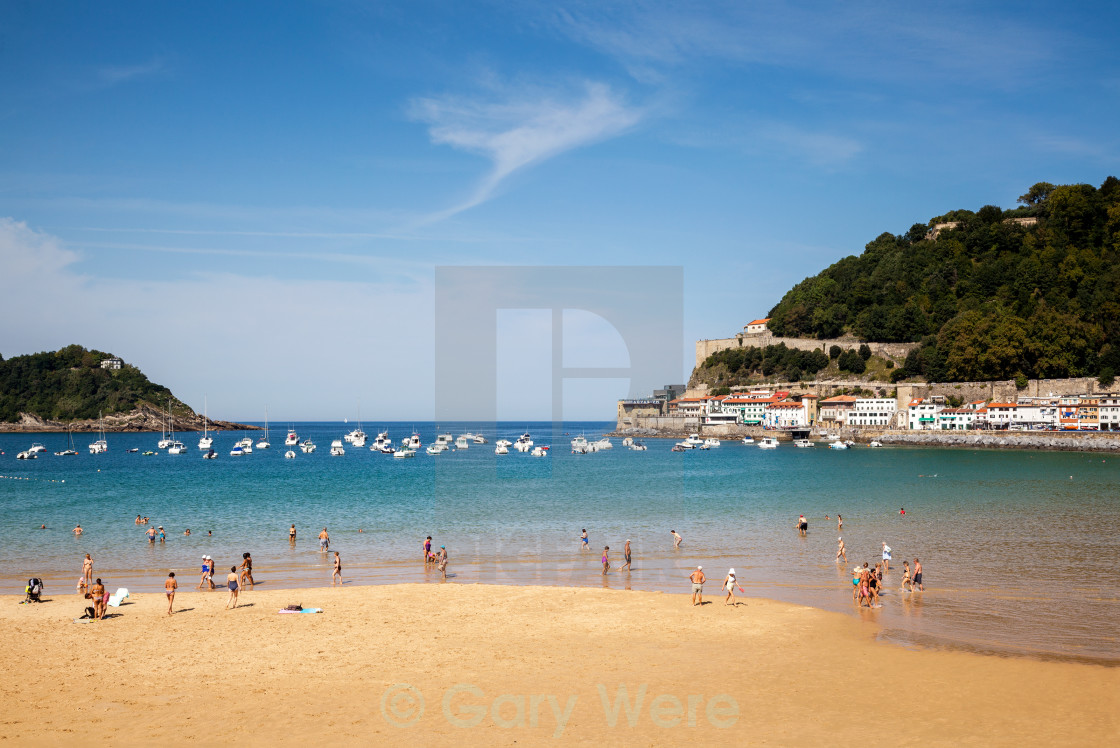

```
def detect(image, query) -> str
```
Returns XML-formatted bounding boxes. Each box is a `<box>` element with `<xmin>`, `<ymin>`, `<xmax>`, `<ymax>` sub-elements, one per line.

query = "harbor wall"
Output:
<box><xmin>695</xmin><ymin>333</ymin><xmax>919</xmax><ymax>368</ymax></box>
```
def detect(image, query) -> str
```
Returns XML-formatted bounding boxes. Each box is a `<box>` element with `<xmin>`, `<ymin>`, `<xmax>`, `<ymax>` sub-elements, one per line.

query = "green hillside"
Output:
<box><xmin>765</xmin><ymin>178</ymin><xmax>1120</xmax><ymax>384</ymax></box>
<box><xmin>0</xmin><ymin>345</ymin><xmax>189</xmax><ymax>423</ymax></box>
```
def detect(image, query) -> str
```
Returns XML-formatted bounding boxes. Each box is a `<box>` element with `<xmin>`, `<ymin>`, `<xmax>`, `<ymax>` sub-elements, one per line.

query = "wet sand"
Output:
<box><xmin>1</xmin><ymin>583</ymin><xmax>1116</xmax><ymax>746</ymax></box>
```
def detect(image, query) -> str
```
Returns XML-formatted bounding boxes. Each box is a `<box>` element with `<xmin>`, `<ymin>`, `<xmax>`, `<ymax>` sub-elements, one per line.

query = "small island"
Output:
<box><xmin>0</xmin><ymin>345</ymin><xmax>255</xmax><ymax>432</ymax></box>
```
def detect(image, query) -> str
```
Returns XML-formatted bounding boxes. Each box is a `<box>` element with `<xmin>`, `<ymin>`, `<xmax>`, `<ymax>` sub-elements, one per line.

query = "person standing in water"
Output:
<box><xmin>797</xmin><ymin>515</ymin><xmax>808</xmax><ymax>536</ymax></box>
<box><xmin>836</xmin><ymin>537</ymin><xmax>847</xmax><ymax>562</ymax></box>
<box><xmin>165</xmin><ymin>572</ymin><xmax>177</xmax><ymax>615</ymax></box>
<box><xmin>579</xmin><ymin>529</ymin><xmax>589</xmax><ymax>551</ymax></box>
<box><xmin>671</xmin><ymin>530</ymin><xmax>683</xmax><ymax>548</ymax></box>
<box><xmin>913</xmin><ymin>558</ymin><xmax>924</xmax><ymax>591</ymax></box>
<box><xmin>601</xmin><ymin>546</ymin><xmax>610</xmax><ymax>575</ymax></box>
<box><xmin>620</xmin><ymin>539</ymin><xmax>632</xmax><ymax>572</ymax></box>
<box><xmin>881</xmin><ymin>542</ymin><xmax>892</xmax><ymax>572</ymax></box>
<box><xmin>82</xmin><ymin>554</ymin><xmax>93</xmax><ymax>587</ymax></box>
<box><xmin>332</xmin><ymin>551</ymin><xmax>343</xmax><ymax>585</ymax></box>
<box><xmin>901</xmin><ymin>561</ymin><xmax>914</xmax><ymax>592</ymax></box>
<box><xmin>437</xmin><ymin>546</ymin><xmax>448</xmax><ymax>580</ymax></box>
<box><xmin>289</xmin><ymin>524</ymin><xmax>296</xmax><ymax>543</ymax></box>
<box><xmin>225</xmin><ymin>567</ymin><xmax>239</xmax><ymax>609</ymax></box>
<box><xmin>423</xmin><ymin>536</ymin><xmax>432</xmax><ymax>563</ymax></box>
<box><xmin>239</xmin><ymin>553</ymin><xmax>254</xmax><ymax>589</ymax></box>
<box><xmin>837</xmin><ymin>515</ymin><xmax>843</xmax><ymax>531</ymax></box>
<box><xmin>319</xmin><ymin>528</ymin><xmax>330</xmax><ymax>552</ymax></box>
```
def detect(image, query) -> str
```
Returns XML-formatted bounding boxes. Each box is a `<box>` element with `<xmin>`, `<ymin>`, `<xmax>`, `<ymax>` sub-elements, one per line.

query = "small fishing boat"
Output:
<box><xmin>455</xmin><ymin>435</ymin><xmax>469</xmax><ymax>449</ymax></box>
<box><xmin>703</xmin><ymin>438</ymin><xmax>721</xmax><ymax>448</ymax></box>
<box><xmin>285</xmin><ymin>427</ymin><xmax>299</xmax><ymax>446</ymax></box>
<box><xmin>393</xmin><ymin>448</ymin><xmax>415</xmax><ymax>459</ymax></box>
<box><xmin>630</xmin><ymin>441</ymin><xmax>647</xmax><ymax>451</ymax></box>
<box><xmin>330</xmin><ymin>439</ymin><xmax>345</xmax><ymax>456</ymax></box>
<box><xmin>531</xmin><ymin>445</ymin><xmax>550</xmax><ymax>457</ymax></box>
<box><xmin>167</xmin><ymin>440</ymin><xmax>187</xmax><ymax>455</ymax></box>
<box><xmin>758</xmin><ymin>437</ymin><xmax>779</xmax><ymax>449</ymax></box>
<box><xmin>685</xmin><ymin>434</ymin><xmax>703</xmax><ymax>447</ymax></box>
<box><xmin>794</xmin><ymin>439</ymin><xmax>814</xmax><ymax>448</ymax></box>
<box><xmin>203</xmin><ymin>449</ymin><xmax>218</xmax><ymax>459</ymax></box>
<box><xmin>284</xmin><ymin>449</ymin><xmax>296</xmax><ymax>459</ymax></box>
<box><xmin>29</xmin><ymin>443</ymin><xmax>47</xmax><ymax>454</ymax></box>
<box><xmin>300</xmin><ymin>438</ymin><xmax>317</xmax><ymax>454</ymax></box>
<box><xmin>741</xmin><ymin>437</ymin><xmax>755</xmax><ymax>445</ymax></box>
<box><xmin>868</xmin><ymin>440</ymin><xmax>883</xmax><ymax>448</ymax></box>
<box><xmin>829</xmin><ymin>441</ymin><xmax>849</xmax><ymax>450</ymax></box>
<box><xmin>230</xmin><ymin>445</ymin><xmax>245</xmax><ymax>456</ymax></box>
<box><xmin>494</xmin><ymin>444</ymin><xmax>509</xmax><ymax>455</ymax></box>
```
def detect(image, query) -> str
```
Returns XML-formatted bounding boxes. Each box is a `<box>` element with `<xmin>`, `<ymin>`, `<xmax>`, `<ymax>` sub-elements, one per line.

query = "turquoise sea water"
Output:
<box><xmin>2</xmin><ymin>421</ymin><xmax>1119</xmax><ymax>663</ymax></box>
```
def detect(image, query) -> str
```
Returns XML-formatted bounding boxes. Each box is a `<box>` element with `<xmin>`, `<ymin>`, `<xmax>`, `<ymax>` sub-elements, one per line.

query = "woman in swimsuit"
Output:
<box><xmin>239</xmin><ymin>553</ymin><xmax>254</xmax><ymax>589</ymax></box>
<box><xmin>198</xmin><ymin>557</ymin><xmax>210</xmax><ymax>590</ymax></box>
<box><xmin>225</xmin><ymin>567</ymin><xmax>239</xmax><ymax>609</ymax></box>
<box><xmin>332</xmin><ymin>552</ymin><xmax>342</xmax><ymax>585</ymax></box>
<box><xmin>165</xmin><ymin>572</ymin><xmax>177</xmax><ymax>615</ymax></box>
<box><xmin>901</xmin><ymin>561</ymin><xmax>913</xmax><ymax>592</ymax></box>
<box><xmin>723</xmin><ymin>568</ymin><xmax>739</xmax><ymax>606</ymax></box>
<box><xmin>601</xmin><ymin>546</ymin><xmax>610</xmax><ymax>575</ymax></box>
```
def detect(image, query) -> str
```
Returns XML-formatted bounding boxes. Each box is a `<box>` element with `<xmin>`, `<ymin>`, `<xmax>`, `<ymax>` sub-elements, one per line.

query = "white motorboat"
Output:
<box><xmin>698</xmin><ymin>443</ymin><xmax>711</xmax><ymax>450</ymax></box>
<box><xmin>407</xmin><ymin>432</ymin><xmax>421</xmax><ymax>449</ymax></box>
<box><xmin>630</xmin><ymin>440</ymin><xmax>647</xmax><ymax>451</ymax></box>
<box><xmin>202</xmin><ymin>449</ymin><xmax>217</xmax><ymax>459</ymax></box>
<box><xmin>285</xmin><ymin>427</ymin><xmax>299</xmax><ymax>446</ymax></box>
<box><xmin>703</xmin><ymin>438</ymin><xmax>721</xmax><ymax>448</ymax></box>
<box><xmin>300</xmin><ymin>439</ymin><xmax>316</xmax><ymax>454</ymax></box>
<box><xmin>531</xmin><ymin>445</ymin><xmax>549</xmax><ymax>457</ymax></box>
<box><xmin>393</xmin><ymin>448</ymin><xmax>416</xmax><ymax>459</ymax></box>
<box><xmin>514</xmin><ymin>432</ymin><xmax>533</xmax><ymax>452</ymax></box>
<box><xmin>794</xmin><ymin>438</ymin><xmax>814</xmax><ymax>448</ymax></box>
<box><xmin>16</xmin><ymin>450</ymin><xmax>34</xmax><ymax>459</ymax></box>
<box><xmin>284</xmin><ymin>449</ymin><xmax>296</xmax><ymax>459</ymax></box>
<box><xmin>237</xmin><ymin>437</ymin><xmax>252</xmax><ymax>449</ymax></box>
<box><xmin>198</xmin><ymin>397</ymin><xmax>213</xmax><ymax>450</ymax></box>
<box><xmin>435</xmin><ymin>432</ymin><xmax>453</xmax><ymax>446</ymax></box>
<box><xmin>472</xmin><ymin>434</ymin><xmax>487</xmax><ymax>444</ymax></box>
<box><xmin>758</xmin><ymin>436</ymin><xmax>779</xmax><ymax>449</ymax></box>
<box><xmin>88</xmin><ymin>412</ymin><xmax>108</xmax><ymax>454</ymax></box>
<box><xmin>29</xmin><ymin>442</ymin><xmax>47</xmax><ymax>454</ymax></box>
<box><xmin>373</xmin><ymin>431</ymin><xmax>392</xmax><ymax>450</ymax></box>
<box><xmin>167</xmin><ymin>440</ymin><xmax>187</xmax><ymax>454</ymax></box>
<box><xmin>256</xmin><ymin>407</ymin><xmax>271</xmax><ymax>449</ymax></box>
<box><xmin>494</xmin><ymin>444</ymin><xmax>509</xmax><ymax>455</ymax></box>
<box><xmin>827</xmin><ymin>433</ymin><xmax>842</xmax><ymax>442</ymax></box>
<box><xmin>230</xmin><ymin>445</ymin><xmax>244</xmax><ymax>457</ymax></box>
<box><xmin>675</xmin><ymin>441</ymin><xmax>694</xmax><ymax>450</ymax></box>
<box><xmin>330</xmin><ymin>439</ymin><xmax>345</xmax><ymax>456</ymax></box>
<box><xmin>595</xmin><ymin>437</ymin><xmax>613</xmax><ymax>450</ymax></box>
<box><xmin>456</xmin><ymin>435</ymin><xmax>469</xmax><ymax>449</ymax></box>
<box><xmin>622</xmin><ymin>437</ymin><xmax>633</xmax><ymax>447</ymax></box>
<box><xmin>426</xmin><ymin>444</ymin><xmax>446</xmax><ymax>455</ymax></box>
<box><xmin>571</xmin><ymin>435</ymin><xmax>589</xmax><ymax>451</ymax></box>
<box><xmin>495</xmin><ymin>438</ymin><xmax>512</xmax><ymax>448</ymax></box>
<box><xmin>845</xmin><ymin>439</ymin><xmax>856</xmax><ymax>447</ymax></box>
<box><xmin>868</xmin><ymin>440</ymin><xmax>883</xmax><ymax>448</ymax></box>
<box><xmin>344</xmin><ymin>402</ymin><xmax>366</xmax><ymax>446</ymax></box>
<box><xmin>829</xmin><ymin>441</ymin><xmax>849</xmax><ymax>450</ymax></box>
<box><xmin>685</xmin><ymin>434</ymin><xmax>704</xmax><ymax>446</ymax></box>
<box><xmin>741</xmin><ymin>437</ymin><xmax>755</xmax><ymax>445</ymax></box>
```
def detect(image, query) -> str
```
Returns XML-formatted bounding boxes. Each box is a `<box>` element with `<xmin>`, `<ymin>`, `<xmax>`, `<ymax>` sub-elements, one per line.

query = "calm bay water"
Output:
<box><xmin>2</xmin><ymin>421</ymin><xmax>1119</xmax><ymax>663</ymax></box>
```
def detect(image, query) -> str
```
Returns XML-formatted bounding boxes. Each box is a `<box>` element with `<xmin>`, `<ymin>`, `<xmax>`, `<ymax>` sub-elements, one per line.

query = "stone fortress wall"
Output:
<box><xmin>695</xmin><ymin>332</ymin><xmax>918</xmax><ymax>369</ymax></box>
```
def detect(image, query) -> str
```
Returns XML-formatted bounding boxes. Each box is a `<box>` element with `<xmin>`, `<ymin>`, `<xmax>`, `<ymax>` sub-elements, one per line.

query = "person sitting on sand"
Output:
<box><xmin>225</xmin><ymin>567</ymin><xmax>239</xmax><ymax>609</ymax></box>
<box><xmin>90</xmin><ymin>578</ymin><xmax>106</xmax><ymax>619</ymax></box>
<box><xmin>689</xmin><ymin>566</ymin><xmax>706</xmax><ymax>606</ymax></box>
<box><xmin>165</xmin><ymin>572</ymin><xmax>177</xmax><ymax>615</ymax></box>
<box><xmin>77</xmin><ymin>576</ymin><xmax>87</xmax><ymax>595</ymax></box>
<box><xmin>332</xmin><ymin>551</ymin><xmax>343</xmax><ymax>585</ymax></box>
<box><xmin>671</xmin><ymin>530</ymin><xmax>683</xmax><ymax>548</ymax></box>
<box><xmin>240</xmin><ymin>552</ymin><xmax>254</xmax><ymax>589</ymax></box>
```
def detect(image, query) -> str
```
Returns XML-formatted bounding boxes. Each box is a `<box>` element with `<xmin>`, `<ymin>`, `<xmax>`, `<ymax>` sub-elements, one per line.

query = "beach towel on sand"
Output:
<box><xmin>278</xmin><ymin>608</ymin><xmax>322</xmax><ymax>614</ymax></box>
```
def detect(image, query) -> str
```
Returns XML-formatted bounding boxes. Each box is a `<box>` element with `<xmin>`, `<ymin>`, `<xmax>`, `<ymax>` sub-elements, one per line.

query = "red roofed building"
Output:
<box><xmin>744</xmin><ymin>318</ymin><xmax>771</xmax><ymax>335</ymax></box>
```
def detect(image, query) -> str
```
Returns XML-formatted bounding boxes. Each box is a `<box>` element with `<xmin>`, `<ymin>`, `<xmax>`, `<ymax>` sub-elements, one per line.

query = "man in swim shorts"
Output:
<box><xmin>319</xmin><ymin>527</ymin><xmax>329</xmax><ymax>551</ymax></box>
<box><xmin>147</xmin><ymin>526</ymin><xmax>156</xmax><ymax>543</ymax></box>
<box><xmin>913</xmin><ymin>558</ymin><xmax>923</xmax><ymax>591</ymax></box>
<box><xmin>797</xmin><ymin>515</ymin><xmax>808</xmax><ymax>536</ymax></box>
<box><xmin>620</xmin><ymin>539</ymin><xmax>632</xmax><ymax>572</ymax></box>
<box><xmin>689</xmin><ymin>566</ymin><xmax>706</xmax><ymax>606</ymax></box>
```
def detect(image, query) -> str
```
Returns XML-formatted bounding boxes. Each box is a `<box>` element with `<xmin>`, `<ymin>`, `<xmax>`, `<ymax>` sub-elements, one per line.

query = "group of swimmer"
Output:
<box><xmin>421</xmin><ymin>536</ymin><xmax>449</xmax><ymax>579</ymax></box>
<box><xmin>581</xmin><ymin>529</ymin><xmax>684</xmax><ymax>576</ymax></box>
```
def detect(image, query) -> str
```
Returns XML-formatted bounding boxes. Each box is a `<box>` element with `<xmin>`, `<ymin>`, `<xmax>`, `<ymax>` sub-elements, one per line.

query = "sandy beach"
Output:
<box><xmin>1</xmin><ymin>583</ymin><xmax>1116</xmax><ymax>746</ymax></box>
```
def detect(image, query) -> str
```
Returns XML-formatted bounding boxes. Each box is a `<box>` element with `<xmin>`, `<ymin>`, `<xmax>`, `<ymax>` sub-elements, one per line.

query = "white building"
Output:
<box><xmin>1011</xmin><ymin>398</ymin><xmax>1059</xmax><ymax>429</ymax></box>
<box><xmin>907</xmin><ymin>398</ymin><xmax>942</xmax><ymax>430</ymax></box>
<box><xmin>722</xmin><ymin>392</ymin><xmax>789</xmax><ymax>425</ymax></box>
<box><xmin>1099</xmin><ymin>394</ymin><xmax>1120</xmax><ymax>431</ymax></box>
<box><xmin>937</xmin><ymin>408</ymin><xmax>976</xmax><ymax>430</ymax></box>
<box><xmin>744</xmin><ymin>318</ymin><xmax>770</xmax><ymax>335</ymax></box>
<box><xmin>984</xmin><ymin>402</ymin><xmax>1017</xmax><ymax>428</ymax></box>
<box><xmin>763</xmin><ymin>401</ymin><xmax>809</xmax><ymax>429</ymax></box>
<box><xmin>100</xmin><ymin>357</ymin><xmax>123</xmax><ymax>370</ymax></box>
<box><xmin>846</xmin><ymin>398</ymin><xmax>897</xmax><ymax>427</ymax></box>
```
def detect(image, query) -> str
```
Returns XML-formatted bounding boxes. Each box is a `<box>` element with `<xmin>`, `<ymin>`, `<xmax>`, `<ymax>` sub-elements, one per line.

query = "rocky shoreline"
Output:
<box><xmin>0</xmin><ymin>404</ymin><xmax>256</xmax><ymax>433</ymax></box>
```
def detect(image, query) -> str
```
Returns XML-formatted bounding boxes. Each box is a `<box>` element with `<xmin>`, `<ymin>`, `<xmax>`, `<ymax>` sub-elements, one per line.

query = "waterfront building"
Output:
<box><xmin>846</xmin><ymin>398</ymin><xmax>897</xmax><ymax>427</ymax></box>
<box><xmin>1098</xmin><ymin>394</ymin><xmax>1120</xmax><ymax>431</ymax></box>
<box><xmin>938</xmin><ymin>408</ymin><xmax>976</xmax><ymax>430</ymax></box>
<box><xmin>819</xmin><ymin>395</ymin><xmax>857</xmax><ymax>425</ymax></box>
<box><xmin>763</xmin><ymin>400</ymin><xmax>810</xmax><ymax>429</ymax></box>
<box><xmin>908</xmin><ymin>398</ymin><xmax>942</xmax><ymax>430</ymax></box>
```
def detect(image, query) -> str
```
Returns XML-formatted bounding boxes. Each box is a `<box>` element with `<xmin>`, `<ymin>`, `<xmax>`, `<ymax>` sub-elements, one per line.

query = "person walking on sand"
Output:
<box><xmin>601</xmin><ymin>546</ymin><xmax>610</xmax><ymax>575</ymax></box>
<box><xmin>239</xmin><ymin>552</ymin><xmax>254</xmax><ymax>589</ymax></box>
<box><xmin>620</xmin><ymin>539</ymin><xmax>632</xmax><ymax>572</ymax></box>
<box><xmin>689</xmin><ymin>566</ymin><xmax>706</xmax><ymax>606</ymax></box>
<box><xmin>82</xmin><ymin>554</ymin><xmax>93</xmax><ymax>587</ymax></box>
<box><xmin>319</xmin><ymin>528</ymin><xmax>330</xmax><ymax>552</ymax></box>
<box><xmin>913</xmin><ymin>558</ymin><xmax>924</xmax><ymax>591</ymax></box>
<box><xmin>881</xmin><ymin>542</ymin><xmax>892</xmax><ymax>572</ymax></box>
<box><xmin>332</xmin><ymin>551</ymin><xmax>343</xmax><ymax>585</ymax></box>
<box><xmin>836</xmin><ymin>537</ymin><xmax>847</xmax><ymax>562</ymax></box>
<box><xmin>580</xmin><ymin>529</ymin><xmax>589</xmax><ymax>551</ymax></box>
<box><xmin>723</xmin><ymin>568</ymin><xmax>742</xmax><ymax>606</ymax></box>
<box><xmin>671</xmin><ymin>529</ymin><xmax>683</xmax><ymax>548</ymax></box>
<box><xmin>198</xmin><ymin>556</ymin><xmax>210</xmax><ymax>590</ymax></box>
<box><xmin>165</xmin><ymin>572</ymin><xmax>177</xmax><ymax>615</ymax></box>
<box><xmin>289</xmin><ymin>524</ymin><xmax>296</xmax><ymax>543</ymax></box>
<box><xmin>437</xmin><ymin>546</ymin><xmax>448</xmax><ymax>580</ymax></box>
<box><xmin>225</xmin><ymin>567</ymin><xmax>239</xmax><ymax>609</ymax></box>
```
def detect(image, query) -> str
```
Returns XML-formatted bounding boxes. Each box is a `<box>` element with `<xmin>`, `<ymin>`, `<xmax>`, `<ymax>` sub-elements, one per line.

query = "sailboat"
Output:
<box><xmin>256</xmin><ymin>407</ymin><xmax>271</xmax><ymax>449</ymax></box>
<box><xmin>157</xmin><ymin>400</ymin><xmax>173</xmax><ymax>449</ymax></box>
<box><xmin>88</xmin><ymin>412</ymin><xmax>108</xmax><ymax>454</ymax></box>
<box><xmin>55</xmin><ymin>424</ymin><xmax>79</xmax><ymax>456</ymax></box>
<box><xmin>198</xmin><ymin>396</ymin><xmax>213</xmax><ymax>450</ymax></box>
<box><xmin>166</xmin><ymin>405</ymin><xmax>186</xmax><ymax>453</ymax></box>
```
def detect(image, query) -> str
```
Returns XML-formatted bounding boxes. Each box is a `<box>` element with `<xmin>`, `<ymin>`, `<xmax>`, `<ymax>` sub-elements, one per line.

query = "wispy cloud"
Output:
<box><xmin>409</xmin><ymin>81</ymin><xmax>642</xmax><ymax>221</ymax></box>
<box><xmin>96</xmin><ymin>57</ymin><xmax>167</xmax><ymax>87</ymax></box>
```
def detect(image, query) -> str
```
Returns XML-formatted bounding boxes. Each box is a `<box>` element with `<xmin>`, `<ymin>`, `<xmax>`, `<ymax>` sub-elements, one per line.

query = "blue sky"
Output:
<box><xmin>2</xmin><ymin>1</ymin><xmax>1118</xmax><ymax>421</ymax></box>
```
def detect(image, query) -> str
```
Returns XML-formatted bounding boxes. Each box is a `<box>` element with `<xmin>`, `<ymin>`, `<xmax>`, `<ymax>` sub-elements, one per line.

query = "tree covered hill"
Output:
<box><xmin>0</xmin><ymin>345</ymin><xmax>191</xmax><ymax>423</ymax></box>
<box><xmin>765</xmin><ymin>177</ymin><xmax>1120</xmax><ymax>383</ymax></box>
